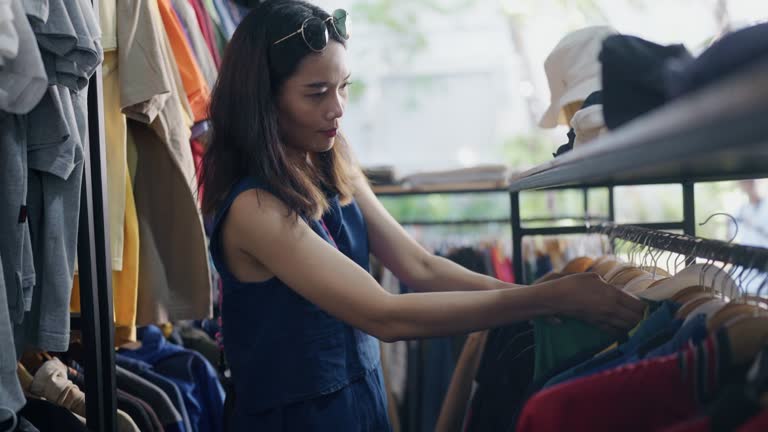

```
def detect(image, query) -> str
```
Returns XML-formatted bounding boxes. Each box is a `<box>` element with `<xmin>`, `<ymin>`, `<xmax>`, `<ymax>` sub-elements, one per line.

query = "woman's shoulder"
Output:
<box><xmin>210</xmin><ymin>177</ymin><xmax>283</xmax><ymax>230</ymax></box>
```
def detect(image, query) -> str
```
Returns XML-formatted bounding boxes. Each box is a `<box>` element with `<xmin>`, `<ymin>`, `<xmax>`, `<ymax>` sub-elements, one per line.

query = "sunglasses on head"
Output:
<box><xmin>272</xmin><ymin>9</ymin><xmax>350</xmax><ymax>52</ymax></box>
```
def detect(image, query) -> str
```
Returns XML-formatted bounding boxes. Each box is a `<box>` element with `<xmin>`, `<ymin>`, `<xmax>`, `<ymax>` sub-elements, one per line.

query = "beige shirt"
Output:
<box><xmin>100</xmin><ymin>0</ymin><xmax>116</xmax><ymax>51</ymax></box>
<box><xmin>118</xmin><ymin>0</ymin><xmax>212</xmax><ymax>324</ymax></box>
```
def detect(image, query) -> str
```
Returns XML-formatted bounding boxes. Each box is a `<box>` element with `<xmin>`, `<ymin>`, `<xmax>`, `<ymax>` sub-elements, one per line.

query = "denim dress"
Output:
<box><xmin>209</xmin><ymin>177</ymin><xmax>391</xmax><ymax>431</ymax></box>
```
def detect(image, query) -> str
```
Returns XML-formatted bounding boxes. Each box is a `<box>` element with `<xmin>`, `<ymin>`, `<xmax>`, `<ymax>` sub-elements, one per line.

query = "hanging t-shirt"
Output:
<box><xmin>21</xmin><ymin>86</ymin><xmax>85</xmax><ymax>353</ymax></box>
<box><xmin>212</xmin><ymin>0</ymin><xmax>236</xmax><ymax>38</ymax></box>
<box><xmin>99</xmin><ymin>0</ymin><xmax>117</xmax><ymax>51</ymax></box>
<box><xmin>518</xmin><ymin>332</ymin><xmax>734</xmax><ymax>432</ymax></box>
<box><xmin>532</xmin><ymin>315</ymin><xmax>617</xmax><ymax>380</ymax></box>
<box><xmin>119</xmin><ymin>326</ymin><xmax>225</xmax><ymax>432</ymax></box>
<box><xmin>545</xmin><ymin>301</ymin><xmax>677</xmax><ymax>387</ymax></box>
<box><xmin>0</xmin><ymin>232</ymin><xmax>26</xmax><ymax>421</ymax></box>
<box><xmin>0</xmin><ymin>114</ymin><xmax>36</xmax><ymax>327</ymax></box>
<box><xmin>1</xmin><ymin>0</ymin><xmax>46</xmax><ymax>113</ymax></box>
<box><xmin>157</xmin><ymin>0</ymin><xmax>210</xmax><ymax>122</ymax></box>
<box><xmin>171</xmin><ymin>0</ymin><xmax>217</xmax><ymax>86</ymax></box>
<box><xmin>0</xmin><ymin>0</ymin><xmax>19</xmax><ymax>64</ymax></box>
<box><xmin>187</xmin><ymin>0</ymin><xmax>221</xmax><ymax>67</ymax></box>
<box><xmin>119</xmin><ymin>0</ymin><xmax>212</xmax><ymax>324</ymax></box>
<box><xmin>200</xmin><ymin>0</ymin><xmax>227</xmax><ymax>52</ymax></box>
<box><xmin>738</xmin><ymin>410</ymin><xmax>768</xmax><ymax>432</ymax></box>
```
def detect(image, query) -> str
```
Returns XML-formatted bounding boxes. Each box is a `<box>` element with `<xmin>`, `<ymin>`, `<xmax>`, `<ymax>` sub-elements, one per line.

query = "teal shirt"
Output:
<box><xmin>533</xmin><ymin>301</ymin><xmax>657</xmax><ymax>380</ymax></box>
<box><xmin>533</xmin><ymin>317</ymin><xmax>617</xmax><ymax>380</ymax></box>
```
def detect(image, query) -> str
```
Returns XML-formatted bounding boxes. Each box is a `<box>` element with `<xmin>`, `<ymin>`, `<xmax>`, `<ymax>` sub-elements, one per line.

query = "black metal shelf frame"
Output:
<box><xmin>510</xmin><ymin>182</ymin><xmax>697</xmax><ymax>283</ymax></box>
<box><xmin>75</xmin><ymin>0</ymin><xmax>117</xmax><ymax>430</ymax></box>
<box><xmin>378</xmin><ymin>185</ymin><xmax>613</xmax><ymax>227</ymax></box>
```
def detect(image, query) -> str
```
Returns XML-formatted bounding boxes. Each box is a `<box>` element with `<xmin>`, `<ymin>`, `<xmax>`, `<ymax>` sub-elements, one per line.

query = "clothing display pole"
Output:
<box><xmin>75</xmin><ymin>0</ymin><xmax>118</xmax><ymax>430</ymax></box>
<box><xmin>511</xmin><ymin>192</ymin><xmax>524</xmax><ymax>283</ymax></box>
<box><xmin>592</xmin><ymin>223</ymin><xmax>768</xmax><ymax>270</ymax></box>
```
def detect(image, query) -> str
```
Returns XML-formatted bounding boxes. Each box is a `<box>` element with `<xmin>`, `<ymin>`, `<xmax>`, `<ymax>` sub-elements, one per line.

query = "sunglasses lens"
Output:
<box><xmin>303</xmin><ymin>17</ymin><xmax>328</xmax><ymax>51</ymax></box>
<box><xmin>332</xmin><ymin>9</ymin><xmax>349</xmax><ymax>39</ymax></box>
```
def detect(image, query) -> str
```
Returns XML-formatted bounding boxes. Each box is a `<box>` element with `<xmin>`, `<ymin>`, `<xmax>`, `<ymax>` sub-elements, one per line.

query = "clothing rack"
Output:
<box><xmin>593</xmin><ymin>222</ymin><xmax>768</xmax><ymax>273</ymax></box>
<box><xmin>74</xmin><ymin>0</ymin><xmax>118</xmax><ymax>430</ymax></box>
<box><xmin>507</xmin><ymin>60</ymin><xmax>768</xmax><ymax>283</ymax></box>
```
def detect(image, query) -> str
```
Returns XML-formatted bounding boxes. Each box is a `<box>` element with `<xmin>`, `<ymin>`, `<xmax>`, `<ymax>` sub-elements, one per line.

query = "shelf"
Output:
<box><xmin>508</xmin><ymin>61</ymin><xmax>768</xmax><ymax>193</ymax></box>
<box><xmin>373</xmin><ymin>180</ymin><xmax>508</xmax><ymax>196</ymax></box>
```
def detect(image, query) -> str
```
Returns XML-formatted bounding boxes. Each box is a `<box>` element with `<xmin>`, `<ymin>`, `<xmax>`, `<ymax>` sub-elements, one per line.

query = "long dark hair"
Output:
<box><xmin>200</xmin><ymin>0</ymin><xmax>359</xmax><ymax>220</ymax></box>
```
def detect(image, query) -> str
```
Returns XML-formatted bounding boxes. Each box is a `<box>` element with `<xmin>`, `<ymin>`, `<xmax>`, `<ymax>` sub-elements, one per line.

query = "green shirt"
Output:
<box><xmin>533</xmin><ymin>317</ymin><xmax>616</xmax><ymax>381</ymax></box>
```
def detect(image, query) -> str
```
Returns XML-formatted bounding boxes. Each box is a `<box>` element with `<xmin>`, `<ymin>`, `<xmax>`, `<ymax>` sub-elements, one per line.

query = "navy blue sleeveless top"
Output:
<box><xmin>209</xmin><ymin>177</ymin><xmax>381</xmax><ymax>414</ymax></box>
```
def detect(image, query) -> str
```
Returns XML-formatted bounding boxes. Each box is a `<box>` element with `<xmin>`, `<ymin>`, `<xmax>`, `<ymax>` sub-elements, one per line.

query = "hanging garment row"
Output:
<box><xmin>10</xmin><ymin>322</ymin><xmax>225</xmax><ymax>432</ymax></box>
<box><xmin>439</xmin><ymin>227</ymin><xmax>768</xmax><ymax>432</ymax></box>
<box><xmin>1</xmin><ymin>0</ymin><xmax>249</xmax><ymax>429</ymax></box>
<box><xmin>373</xmin><ymin>239</ymin><xmax>515</xmax><ymax>432</ymax></box>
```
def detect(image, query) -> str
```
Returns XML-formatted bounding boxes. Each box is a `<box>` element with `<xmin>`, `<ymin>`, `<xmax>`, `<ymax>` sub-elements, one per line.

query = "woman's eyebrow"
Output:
<box><xmin>303</xmin><ymin>73</ymin><xmax>352</xmax><ymax>88</ymax></box>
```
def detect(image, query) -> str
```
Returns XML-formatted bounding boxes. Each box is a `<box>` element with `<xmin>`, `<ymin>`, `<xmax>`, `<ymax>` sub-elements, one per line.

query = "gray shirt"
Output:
<box><xmin>19</xmin><ymin>86</ymin><xmax>85</xmax><ymax>353</ymax></box>
<box><xmin>0</xmin><ymin>0</ymin><xmax>47</xmax><ymax>114</ymax></box>
<box><xmin>0</xmin><ymin>114</ymin><xmax>29</xmax><ymax>421</ymax></box>
<box><xmin>0</xmin><ymin>112</ymin><xmax>36</xmax><ymax>327</ymax></box>
<box><xmin>0</xmin><ymin>0</ymin><xmax>20</xmax><ymax>63</ymax></box>
<box><xmin>20</xmin><ymin>0</ymin><xmax>48</xmax><ymax>24</ymax></box>
<box><xmin>15</xmin><ymin>0</ymin><xmax>101</xmax><ymax>352</ymax></box>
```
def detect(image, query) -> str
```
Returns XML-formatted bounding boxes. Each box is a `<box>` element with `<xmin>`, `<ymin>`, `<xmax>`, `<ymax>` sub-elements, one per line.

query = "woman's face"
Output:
<box><xmin>277</xmin><ymin>40</ymin><xmax>351</xmax><ymax>155</ymax></box>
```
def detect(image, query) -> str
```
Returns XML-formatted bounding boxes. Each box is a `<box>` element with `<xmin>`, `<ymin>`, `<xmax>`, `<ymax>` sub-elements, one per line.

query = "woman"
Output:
<box><xmin>200</xmin><ymin>1</ymin><xmax>644</xmax><ymax>430</ymax></box>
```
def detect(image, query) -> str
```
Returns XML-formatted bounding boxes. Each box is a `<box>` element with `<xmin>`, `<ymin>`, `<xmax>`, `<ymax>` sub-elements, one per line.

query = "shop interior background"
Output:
<box><xmin>311</xmin><ymin>0</ymin><xmax>768</xmax><ymax>248</ymax></box>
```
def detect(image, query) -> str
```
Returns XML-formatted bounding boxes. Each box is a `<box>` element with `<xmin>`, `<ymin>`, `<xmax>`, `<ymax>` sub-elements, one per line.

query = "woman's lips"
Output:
<box><xmin>322</xmin><ymin>129</ymin><xmax>337</xmax><ymax>138</ymax></box>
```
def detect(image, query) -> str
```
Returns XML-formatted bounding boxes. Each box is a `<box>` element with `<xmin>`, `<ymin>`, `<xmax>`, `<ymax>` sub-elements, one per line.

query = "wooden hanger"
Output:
<box><xmin>639</xmin><ymin>266</ymin><xmax>672</xmax><ymax>277</ymax></box>
<box><xmin>603</xmin><ymin>263</ymin><xmax>635</xmax><ymax>282</ymax></box>
<box><xmin>609</xmin><ymin>267</ymin><xmax>648</xmax><ymax>288</ymax></box>
<box><xmin>709</xmin><ymin>303</ymin><xmax>763</xmax><ymax>331</ymax></box>
<box><xmin>742</xmin><ymin>296</ymin><xmax>768</xmax><ymax>310</ymax></box>
<box><xmin>20</xmin><ymin>351</ymin><xmax>46</xmax><ymax>375</ymax></box>
<box><xmin>670</xmin><ymin>286</ymin><xmax>712</xmax><ymax>304</ymax></box>
<box><xmin>707</xmin><ymin>295</ymin><xmax>768</xmax><ymax>331</ymax></box>
<box><xmin>562</xmin><ymin>256</ymin><xmax>595</xmax><ymax>274</ymax></box>
<box><xmin>675</xmin><ymin>293</ymin><xmax>716</xmax><ymax>320</ymax></box>
<box><xmin>725</xmin><ymin>315</ymin><xmax>768</xmax><ymax>366</ymax></box>
<box><xmin>624</xmin><ymin>274</ymin><xmax>664</xmax><ymax>295</ymax></box>
<box><xmin>587</xmin><ymin>255</ymin><xmax>615</xmax><ymax>271</ymax></box>
<box><xmin>638</xmin><ymin>263</ymin><xmax>739</xmax><ymax>301</ymax></box>
<box><xmin>591</xmin><ymin>259</ymin><xmax>622</xmax><ymax>278</ymax></box>
<box><xmin>17</xmin><ymin>363</ymin><xmax>34</xmax><ymax>392</ymax></box>
<box><xmin>682</xmin><ymin>298</ymin><xmax>728</xmax><ymax>325</ymax></box>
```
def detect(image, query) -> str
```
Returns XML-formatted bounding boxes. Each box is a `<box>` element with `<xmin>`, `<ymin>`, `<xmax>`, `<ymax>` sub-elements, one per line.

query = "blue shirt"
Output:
<box><xmin>115</xmin><ymin>354</ymin><xmax>193</xmax><ymax>432</ymax></box>
<box><xmin>645</xmin><ymin>313</ymin><xmax>709</xmax><ymax>358</ymax></box>
<box><xmin>208</xmin><ymin>177</ymin><xmax>383</xmax><ymax>420</ymax></box>
<box><xmin>118</xmin><ymin>326</ymin><xmax>225</xmax><ymax>432</ymax></box>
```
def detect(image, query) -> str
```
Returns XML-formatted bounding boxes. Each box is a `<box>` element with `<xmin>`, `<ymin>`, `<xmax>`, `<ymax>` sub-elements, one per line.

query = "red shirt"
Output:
<box><xmin>188</xmin><ymin>0</ymin><xmax>222</xmax><ymax>67</ymax></box>
<box><xmin>738</xmin><ymin>410</ymin><xmax>768</xmax><ymax>432</ymax></box>
<box><xmin>659</xmin><ymin>417</ymin><xmax>709</xmax><ymax>432</ymax></box>
<box><xmin>517</xmin><ymin>333</ymin><xmax>729</xmax><ymax>432</ymax></box>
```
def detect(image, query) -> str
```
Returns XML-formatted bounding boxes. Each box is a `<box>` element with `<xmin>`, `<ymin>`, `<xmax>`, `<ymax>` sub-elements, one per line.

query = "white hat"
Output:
<box><xmin>539</xmin><ymin>26</ymin><xmax>618</xmax><ymax>128</ymax></box>
<box><xmin>571</xmin><ymin>104</ymin><xmax>607</xmax><ymax>148</ymax></box>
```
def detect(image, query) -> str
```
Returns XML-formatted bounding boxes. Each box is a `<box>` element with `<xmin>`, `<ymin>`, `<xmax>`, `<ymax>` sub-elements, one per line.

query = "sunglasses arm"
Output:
<box><xmin>273</xmin><ymin>28</ymin><xmax>303</xmax><ymax>46</ymax></box>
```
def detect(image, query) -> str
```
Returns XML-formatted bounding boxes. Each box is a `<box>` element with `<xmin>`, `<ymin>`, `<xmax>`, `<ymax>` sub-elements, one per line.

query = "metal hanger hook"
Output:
<box><xmin>699</xmin><ymin>212</ymin><xmax>739</xmax><ymax>243</ymax></box>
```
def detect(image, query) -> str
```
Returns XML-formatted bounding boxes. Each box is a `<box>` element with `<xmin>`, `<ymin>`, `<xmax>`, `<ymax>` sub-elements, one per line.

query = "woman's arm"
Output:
<box><xmin>353</xmin><ymin>176</ymin><xmax>513</xmax><ymax>292</ymax></box>
<box><xmin>223</xmin><ymin>189</ymin><xmax>644</xmax><ymax>342</ymax></box>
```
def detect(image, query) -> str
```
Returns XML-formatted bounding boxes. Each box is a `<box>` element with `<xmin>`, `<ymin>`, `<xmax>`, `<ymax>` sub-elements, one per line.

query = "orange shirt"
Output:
<box><xmin>157</xmin><ymin>0</ymin><xmax>210</xmax><ymax>122</ymax></box>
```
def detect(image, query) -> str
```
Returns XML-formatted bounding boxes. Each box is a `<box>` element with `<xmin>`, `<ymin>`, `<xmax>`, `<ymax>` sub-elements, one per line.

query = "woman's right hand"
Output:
<box><xmin>540</xmin><ymin>272</ymin><xmax>645</xmax><ymax>333</ymax></box>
